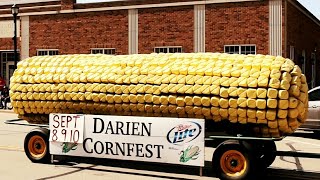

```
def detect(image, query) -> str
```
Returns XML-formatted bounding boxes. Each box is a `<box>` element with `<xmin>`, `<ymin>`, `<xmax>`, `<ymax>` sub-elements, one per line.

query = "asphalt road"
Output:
<box><xmin>1</xmin><ymin>111</ymin><xmax>320</xmax><ymax>180</ymax></box>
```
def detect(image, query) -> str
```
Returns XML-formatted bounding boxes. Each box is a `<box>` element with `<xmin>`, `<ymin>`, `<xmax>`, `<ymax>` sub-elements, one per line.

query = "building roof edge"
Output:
<box><xmin>288</xmin><ymin>0</ymin><xmax>320</xmax><ymax>27</ymax></box>
<box><xmin>0</xmin><ymin>0</ymin><xmax>60</xmax><ymax>6</ymax></box>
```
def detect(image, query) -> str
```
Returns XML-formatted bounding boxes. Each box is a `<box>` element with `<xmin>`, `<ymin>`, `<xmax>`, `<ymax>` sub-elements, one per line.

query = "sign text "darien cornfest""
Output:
<box><xmin>83</xmin><ymin>118</ymin><xmax>164</xmax><ymax>158</ymax></box>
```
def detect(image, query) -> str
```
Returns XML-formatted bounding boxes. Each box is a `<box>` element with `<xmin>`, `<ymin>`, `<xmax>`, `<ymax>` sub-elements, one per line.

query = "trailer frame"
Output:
<box><xmin>2</xmin><ymin>118</ymin><xmax>295</xmax><ymax>180</ymax></box>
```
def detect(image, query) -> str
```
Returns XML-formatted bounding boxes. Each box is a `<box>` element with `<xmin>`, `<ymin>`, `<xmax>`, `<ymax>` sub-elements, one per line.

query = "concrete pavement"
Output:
<box><xmin>0</xmin><ymin>112</ymin><xmax>320</xmax><ymax>179</ymax></box>
<box><xmin>0</xmin><ymin>109</ymin><xmax>14</xmax><ymax>113</ymax></box>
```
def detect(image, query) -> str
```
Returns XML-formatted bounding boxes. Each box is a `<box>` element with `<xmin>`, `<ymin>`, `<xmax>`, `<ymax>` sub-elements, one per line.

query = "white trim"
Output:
<box><xmin>21</xmin><ymin>16</ymin><xmax>29</xmax><ymax>60</ymax></box>
<box><xmin>194</xmin><ymin>5</ymin><xmax>205</xmax><ymax>53</ymax></box>
<box><xmin>154</xmin><ymin>46</ymin><xmax>183</xmax><ymax>49</ymax></box>
<box><xmin>128</xmin><ymin>9</ymin><xmax>138</xmax><ymax>54</ymax></box>
<box><xmin>66</xmin><ymin>0</ymin><xmax>259</xmax><ymax>13</ymax></box>
<box><xmin>284</xmin><ymin>0</ymin><xmax>287</xmax><ymax>57</ymax></box>
<box><xmin>36</xmin><ymin>49</ymin><xmax>59</xmax><ymax>51</ymax></box>
<box><xmin>224</xmin><ymin>44</ymin><xmax>257</xmax><ymax>49</ymax></box>
<box><xmin>90</xmin><ymin>48</ymin><xmax>115</xmax><ymax>50</ymax></box>
<box><xmin>0</xmin><ymin>11</ymin><xmax>58</xmax><ymax>18</ymax></box>
<box><xmin>269</xmin><ymin>0</ymin><xmax>282</xmax><ymax>56</ymax></box>
<box><xmin>0</xmin><ymin>0</ymin><xmax>60</xmax><ymax>6</ymax></box>
<box><xmin>0</xmin><ymin>5</ymin><xmax>61</xmax><ymax>12</ymax></box>
<box><xmin>224</xmin><ymin>44</ymin><xmax>256</xmax><ymax>46</ymax></box>
<box><xmin>0</xmin><ymin>0</ymin><xmax>260</xmax><ymax>17</ymax></box>
<box><xmin>0</xmin><ymin>50</ymin><xmax>14</xmax><ymax>52</ymax></box>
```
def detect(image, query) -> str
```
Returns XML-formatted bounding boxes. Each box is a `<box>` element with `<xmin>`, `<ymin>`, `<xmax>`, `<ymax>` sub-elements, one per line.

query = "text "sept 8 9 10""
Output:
<box><xmin>51</xmin><ymin>115</ymin><xmax>82</xmax><ymax>143</ymax></box>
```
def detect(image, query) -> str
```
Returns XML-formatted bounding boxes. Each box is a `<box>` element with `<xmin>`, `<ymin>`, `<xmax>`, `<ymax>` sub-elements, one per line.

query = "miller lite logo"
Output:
<box><xmin>166</xmin><ymin>122</ymin><xmax>202</xmax><ymax>145</ymax></box>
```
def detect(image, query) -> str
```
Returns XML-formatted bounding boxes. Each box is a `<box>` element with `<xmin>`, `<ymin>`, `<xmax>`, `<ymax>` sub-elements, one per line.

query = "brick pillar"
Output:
<box><xmin>61</xmin><ymin>0</ymin><xmax>74</xmax><ymax>10</ymax></box>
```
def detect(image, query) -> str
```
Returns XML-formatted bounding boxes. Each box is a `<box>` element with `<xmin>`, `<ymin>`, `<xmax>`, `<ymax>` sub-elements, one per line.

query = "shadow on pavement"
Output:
<box><xmin>36</xmin><ymin>156</ymin><xmax>320</xmax><ymax>180</ymax></box>
<box><xmin>51</xmin><ymin>156</ymin><xmax>212</xmax><ymax>179</ymax></box>
<box><xmin>264</xmin><ymin>168</ymin><xmax>320</xmax><ymax>180</ymax></box>
<box><xmin>36</xmin><ymin>164</ymin><xmax>97</xmax><ymax>180</ymax></box>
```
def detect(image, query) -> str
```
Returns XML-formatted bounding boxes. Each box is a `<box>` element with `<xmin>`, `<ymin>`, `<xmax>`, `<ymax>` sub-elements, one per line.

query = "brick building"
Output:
<box><xmin>0</xmin><ymin>0</ymin><xmax>319</xmax><ymax>87</ymax></box>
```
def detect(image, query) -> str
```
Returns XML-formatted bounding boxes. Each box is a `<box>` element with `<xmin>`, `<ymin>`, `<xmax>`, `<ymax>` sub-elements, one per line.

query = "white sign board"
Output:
<box><xmin>0</xmin><ymin>21</ymin><xmax>20</xmax><ymax>38</ymax></box>
<box><xmin>50</xmin><ymin>115</ymin><xmax>205</xmax><ymax>167</ymax></box>
<box><xmin>49</xmin><ymin>114</ymin><xmax>85</xmax><ymax>143</ymax></box>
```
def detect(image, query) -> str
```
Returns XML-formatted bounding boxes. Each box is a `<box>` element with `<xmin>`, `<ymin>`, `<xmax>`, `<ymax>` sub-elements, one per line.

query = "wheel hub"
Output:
<box><xmin>220</xmin><ymin>150</ymin><xmax>247</xmax><ymax>177</ymax></box>
<box><xmin>230</xmin><ymin>159</ymin><xmax>238</xmax><ymax>167</ymax></box>
<box><xmin>35</xmin><ymin>143</ymin><xmax>41</xmax><ymax>150</ymax></box>
<box><xmin>28</xmin><ymin>135</ymin><xmax>46</xmax><ymax>159</ymax></box>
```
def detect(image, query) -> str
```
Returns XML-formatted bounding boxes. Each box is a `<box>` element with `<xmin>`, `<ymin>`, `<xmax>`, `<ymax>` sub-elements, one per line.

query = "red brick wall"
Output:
<box><xmin>138</xmin><ymin>6</ymin><xmax>194</xmax><ymax>54</ymax></box>
<box><xmin>61</xmin><ymin>0</ymin><xmax>75</xmax><ymax>10</ymax></box>
<box><xmin>29</xmin><ymin>10</ymin><xmax>128</xmax><ymax>56</ymax></box>
<box><xmin>0</xmin><ymin>38</ymin><xmax>14</xmax><ymax>50</ymax></box>
<box><xmin>205</xmin><ymin>1</ymin><xmax>269</xmax><ymax>54</ymax></box>
<box><xmin>286</xmin><ymin>2</ymin><xmax>320</xmax><ymax>85</ymax></box>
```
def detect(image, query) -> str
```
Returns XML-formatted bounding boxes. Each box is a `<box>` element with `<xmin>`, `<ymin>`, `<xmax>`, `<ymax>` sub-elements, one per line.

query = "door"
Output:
<box><xmin>6</xmin><ymin>61</ymin><xmax>15</xmax><ymax>86</ymax></box>
<box><xmin>311</xmin><ymin>53</ymin><xmax>316</xmax><ymax>88</ymax></box>
<box><xmin>1</xmin><ymin>52</ymin><xmax>17</xmax><ymax>86</ymax></box>
<box><xmin>301</xmin><ymin>50</ymin><xmax>306</xmax><ymax>74</ymax></box>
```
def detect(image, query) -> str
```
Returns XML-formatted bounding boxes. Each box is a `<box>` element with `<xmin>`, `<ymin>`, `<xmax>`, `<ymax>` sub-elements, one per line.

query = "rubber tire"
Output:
<box><xmin>213</xmin><ymin>142</ymin><xmax>256</xmax><ymax>180</ymax></box>
<box><xmin>259</xmin><ymin>141</ymin><xmax>276</xmax><ymax>168</ymax></box>
<box><xmin>24</xmin><ymin>128</ymin><xmax>50</xmax><ymax>163</ymax></box>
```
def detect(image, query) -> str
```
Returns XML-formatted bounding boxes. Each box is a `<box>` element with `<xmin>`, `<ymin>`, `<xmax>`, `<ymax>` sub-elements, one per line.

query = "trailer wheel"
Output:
<box><xmin>213</xmin><ymin>142</ymin><xmax>256</xmax><ymax>180</ymax></box>
<box><xmin>24</xmin><ymin>128</ymin><xmax>50</xmax><ymax>163</ymax></box>
<box><xmin>259</xmin><ymin>141</ymin><xmax>276</xmax><ymax>168</ymax></box>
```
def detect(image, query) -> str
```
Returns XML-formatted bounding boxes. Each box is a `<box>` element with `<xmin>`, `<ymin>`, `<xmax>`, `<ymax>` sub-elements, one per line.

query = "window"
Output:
<box><xmin>154</xmin><ymin>46</ymin><xmax>182</xmax><ymax>53</ymax></box>
<box><xmin>37</xmin><ymin>49</ymin><xmax>59</xmax><ymax>56</ymax></box>
<box><xmin>311</xmin><ymin>53</ymin><xmax>316</xmax><ymax>88</ymax></box>
<box><xmin>225</xmin><ymin>45</ymin><xmax>239</xmax><ymax>54</ymax></box>
<box><xmin>224</xmin><ymin>45</ymin><xmax>256</xmax><ymax>55</ymax></box>
<box><xmin>301</xmin><ymin>50</ymin><xmax>306</xmax><ymax>74</ymax></box>
<box><xmin>309</xmin><ymin>88</ymin><xmax>320</xmax><ymax>101</ymax></box>
<box><xmin>1</xmin><ymin>52</ymin><xmax>15</xmax><ymax>62</ymax></box>
<box><xmin>290</xmin><ymin>46</ymin><xmax>295</xmax><ymax>60</ymax></box>
<box><xmin>91</xmin><ymin>48</ymin><xmax>116</xmax><ymax>55</ymax></box>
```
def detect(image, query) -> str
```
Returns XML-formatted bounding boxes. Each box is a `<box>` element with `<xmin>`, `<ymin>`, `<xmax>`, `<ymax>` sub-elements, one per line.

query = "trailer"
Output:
<box><xmin>5</xmin><ymin>114</ymin><xmax>283</xmax><ymax>180</ymax></box>
<box><xmin>7</xmin><ymin>52</ymin><xmax>312</xmax><ymax>179</ymax></box>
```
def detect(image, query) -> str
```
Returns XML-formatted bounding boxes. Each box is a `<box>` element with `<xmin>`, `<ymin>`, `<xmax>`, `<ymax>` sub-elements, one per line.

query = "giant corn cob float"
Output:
<box><xmin>9</xmin><ymin>53</ymin><xmax>308</xmax><ymax>138</ymax></box>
